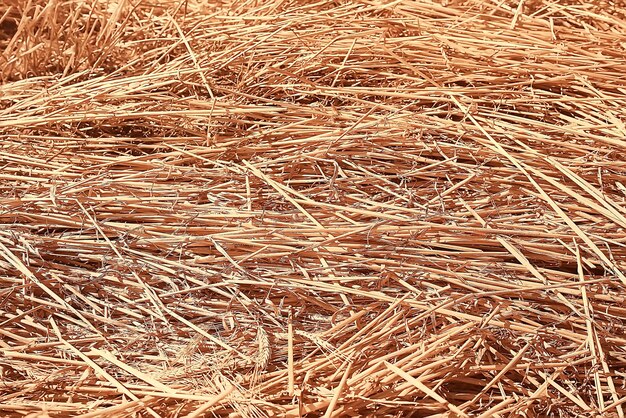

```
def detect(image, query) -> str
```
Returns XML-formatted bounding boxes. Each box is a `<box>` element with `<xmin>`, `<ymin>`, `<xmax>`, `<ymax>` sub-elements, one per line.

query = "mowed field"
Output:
<box><xmin>2</xmin><ymin>1</ymin><xmax>626</xmax><ymax>417</ymax></box>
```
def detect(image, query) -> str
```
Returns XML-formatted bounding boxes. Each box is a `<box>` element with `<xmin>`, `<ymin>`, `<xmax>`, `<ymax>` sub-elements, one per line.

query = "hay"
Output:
<box><xmin>1</xmin><ymin>0</ymin><xmax>626</xmax><ymax>416</ymax></box>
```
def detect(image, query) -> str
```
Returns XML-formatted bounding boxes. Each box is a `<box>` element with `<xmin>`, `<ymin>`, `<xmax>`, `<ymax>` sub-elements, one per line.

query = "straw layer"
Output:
<box><xmin>1</xmin><ymin>0</ymin><xmax>626</xmax><ymax>416</ymax></box>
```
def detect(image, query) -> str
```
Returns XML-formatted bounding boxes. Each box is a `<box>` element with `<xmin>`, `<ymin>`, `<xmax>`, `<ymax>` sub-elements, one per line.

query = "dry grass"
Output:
<box><xmin>2</xmin><ymin>0</ymin><xmax>626</xmax><ymax>416</ymax></box>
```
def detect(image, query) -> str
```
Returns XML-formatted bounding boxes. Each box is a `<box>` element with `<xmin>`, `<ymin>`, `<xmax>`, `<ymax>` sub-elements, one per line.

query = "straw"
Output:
<box><xmin>2</xmin><ymin>0</ymin><xmax>626</xmax><ymax>416</ymax></box>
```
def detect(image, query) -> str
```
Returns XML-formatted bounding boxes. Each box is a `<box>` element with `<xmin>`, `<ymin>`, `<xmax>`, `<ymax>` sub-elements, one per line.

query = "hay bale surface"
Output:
<box><xmin>1</xmin><ymin>0</ymin><xmax>626</xmax><ymax>416</ymax></box>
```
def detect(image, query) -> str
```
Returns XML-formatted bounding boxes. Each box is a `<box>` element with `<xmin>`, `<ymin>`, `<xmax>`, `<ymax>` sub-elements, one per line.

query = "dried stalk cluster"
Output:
<box><xmin>1</xmin><ymin>0</ymin><xmax>626</xmax><ymax>417</ymax></box>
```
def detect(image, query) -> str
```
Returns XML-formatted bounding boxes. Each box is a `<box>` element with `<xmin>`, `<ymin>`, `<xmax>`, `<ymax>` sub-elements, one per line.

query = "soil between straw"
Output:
<box><xmin>2</xmin><ymin>1</ymin><xmax>626</xmax><ymax>417</ymax></box>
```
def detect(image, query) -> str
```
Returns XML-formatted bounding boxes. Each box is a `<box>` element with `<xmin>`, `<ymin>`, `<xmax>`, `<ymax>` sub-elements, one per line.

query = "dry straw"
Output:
<box><xmin>2</xmin><ymin>0</ymin><xmax>626</xmax><ymax>416</ymax></box>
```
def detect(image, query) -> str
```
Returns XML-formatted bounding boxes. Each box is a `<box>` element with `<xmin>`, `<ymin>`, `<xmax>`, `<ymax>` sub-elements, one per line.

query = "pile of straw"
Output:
<box><xmin>2</xmin><ymin>0</ymin><xmax>626</xmax><ymax>416</ymax></box>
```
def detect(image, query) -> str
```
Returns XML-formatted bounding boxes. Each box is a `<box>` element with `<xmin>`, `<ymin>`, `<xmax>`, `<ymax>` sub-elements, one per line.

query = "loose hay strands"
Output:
<box><xmin>2</xmin><ymin>0</ymin><xmax>626</xmax><ymax>416</ymax></box>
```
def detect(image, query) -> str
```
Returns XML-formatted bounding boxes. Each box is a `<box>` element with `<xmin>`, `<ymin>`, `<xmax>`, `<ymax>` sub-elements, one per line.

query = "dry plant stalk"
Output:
<box><xmin>2</xmin><ymin>0</ymin><xmax>626</xmax><ymax>416</ymax></box>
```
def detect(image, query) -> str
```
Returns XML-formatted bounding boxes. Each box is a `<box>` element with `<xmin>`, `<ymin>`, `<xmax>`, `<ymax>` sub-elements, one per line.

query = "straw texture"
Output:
<box><xmin>2</xmin><ymin>0</ymin><xmax>626</xmax><ymax>416</ymax></box>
